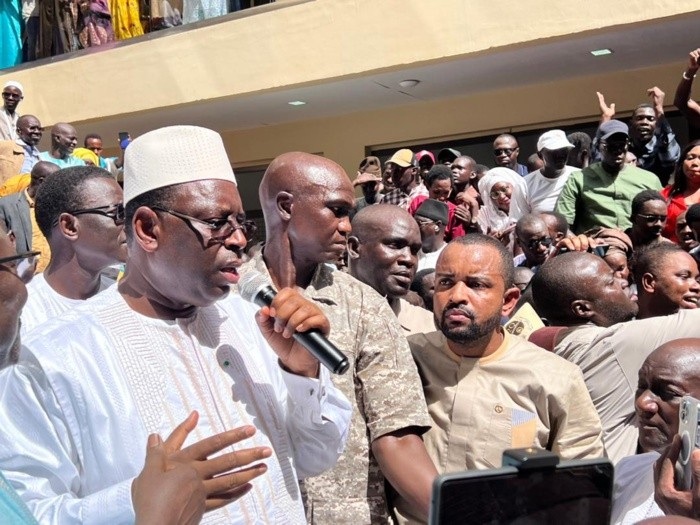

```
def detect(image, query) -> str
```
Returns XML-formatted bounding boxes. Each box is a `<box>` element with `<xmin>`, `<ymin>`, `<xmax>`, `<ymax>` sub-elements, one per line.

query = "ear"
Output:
<box><xmin>57</xmin><ymin>213</ymin><xmax>79</xmax><ymax>241</ymax></box>
<box><xmin>346</xmin><ymin>235</ymin><xmax>361</xmax><ymax>260</ymax></box>
<box><xmin>132</xmin><ymin>207</ymin><xmax>161</xmax><ymax>253</ymax></box>
<box><xmin>641</xmin><ymin>272</ymin><xmax>656</xmax><ymax>293</ymax></box>
<box><xmin>276</xmin><ymin>191</ymin><xmax>293</xmax><ymax>222</ymax></box>
<box><xmin>501</xmin><ymin>286</ymin><xmax>521</xmax><ymax>317</ymax></box>
<box><xmin>571</xmin><ymin>299</ymin><xmax>594</xmax><ymax>320</ymax></box>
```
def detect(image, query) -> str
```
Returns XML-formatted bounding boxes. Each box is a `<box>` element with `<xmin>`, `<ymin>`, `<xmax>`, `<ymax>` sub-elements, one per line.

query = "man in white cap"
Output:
<box><xmin>0</xmin><ymin>81</ymin><xmax>23</xmax><ymax>141</ymax></box>
<box><xmin>523</xmin><ymin>129</ymin><xmax>577</xmax><ymax>214</ymax></box>
<box><xmin>351</xmin><ymin>155</ymin><xmax>383</xmax><ymax>219</ymax></box>
<box><xmin>0</xmin><ymin>125</ymin><xmax>351</xmax><ymax>524</ymax></box>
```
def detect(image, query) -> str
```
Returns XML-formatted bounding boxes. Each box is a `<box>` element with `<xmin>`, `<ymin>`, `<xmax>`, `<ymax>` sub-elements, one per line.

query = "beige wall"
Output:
<box><xmin>222</xmin><ymin>60</ymin><xmax>692</xmax><ymax>178</ymax></box>
<box><xmin>1</xmin><ymin>0</ymin><xmax>696</xmax><ymax>126</ymax></box>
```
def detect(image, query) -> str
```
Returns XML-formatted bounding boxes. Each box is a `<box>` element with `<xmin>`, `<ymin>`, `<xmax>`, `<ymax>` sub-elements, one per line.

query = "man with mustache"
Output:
<box><xmin>244</xmin><ymin>154</ymin><xmax>436</xmax><ymax>523</ymax></box>
<box><xmin>348</xmin><ymin>204</ymin><xmax>435</xmax><ymax>335</ymax></box>
<box><xmin>395</xmin><ymin>234</ymin><xmax>604</xmax><ymax>522</ymax></box>
<box><xmin>611</xmin><ymin>339</ymin><xmax>700</xmax><ymax>524</ymax></box>
<box><xmin>0</xmin><ymin>126</ymin><xmax>352</xmax><ymax>523</ymax></box>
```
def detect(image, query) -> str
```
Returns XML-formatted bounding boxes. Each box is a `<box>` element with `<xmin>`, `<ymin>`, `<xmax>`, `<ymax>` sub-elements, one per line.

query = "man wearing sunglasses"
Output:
<box><xmin>0</xmin><ymin>125</ymin><xmax>351</xmax><ymax>524</ymax></box>
<box><xmin>0</xmin><ymin>161</ymin><xmax>59</xmax><ymax>272</ymax></box>
<box><xmin>555</xmin><ymin>120</ymin><xmax>663</xmax><ymax>234</ymax></box>
<box><xmin>514</xmin><ymin>214</ymin><xmax>554</xmax><ymax>270</ymax></box>
<box><xmin>0</xmin><ymin>81</ymin><xmax>23</xmax><ymax>141</ymax></box>
<box><xmin>493</xmin><ymin>133</ymin><xmax>528</xmax><ymax>177</ymax></box>
<box><xmin>18</xmin><ymin>165</ymin><xmax>127</xmax><ymax>334</ymax></box>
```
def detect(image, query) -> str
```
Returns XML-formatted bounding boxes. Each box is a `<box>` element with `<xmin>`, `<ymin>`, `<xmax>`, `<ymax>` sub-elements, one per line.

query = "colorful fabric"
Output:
<box><xmin>110</xmin><ymin>0</ymin><xmax>144</xmax><ymax>39</ymax></box>
<box><xmin>72</xmin><ymin>147</ymin><xmax>100</xmax><ymax>166</ymax></box>
<box><xmin>78</xmin><ymin>0</ymin><xmax>115</xmax><ymax>48</ymax></box>
<box><xmin>0</xmin><ymin>173</ymin><xmax>29</xmax><ymax>197</ymax></box>
<box><xmin>0</xmin><ymin>0</ymin><xmax>22</xmax><ymax>70</ymax></box>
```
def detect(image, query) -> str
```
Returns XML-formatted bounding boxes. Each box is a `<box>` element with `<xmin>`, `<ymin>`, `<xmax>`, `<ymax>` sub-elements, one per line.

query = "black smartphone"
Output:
<box><xmin>118</xmin><ymin>131</ymin><xmax>129</xmax><ymax>143</ymax></box>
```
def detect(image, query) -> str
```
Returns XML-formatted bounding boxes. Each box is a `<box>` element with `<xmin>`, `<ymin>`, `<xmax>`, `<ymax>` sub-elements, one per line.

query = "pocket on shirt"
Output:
<box><xmin>479</xmin><ymin>404</ymin><xmax>538</xmax><ymax>468</ymax></box>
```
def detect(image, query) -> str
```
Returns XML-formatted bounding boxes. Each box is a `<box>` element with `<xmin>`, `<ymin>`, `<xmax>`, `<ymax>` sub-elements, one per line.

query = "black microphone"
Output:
<box><xmin>238</xmin><ymin>271</ymin><xmax>349</xmax><ymax>375</ymax></box>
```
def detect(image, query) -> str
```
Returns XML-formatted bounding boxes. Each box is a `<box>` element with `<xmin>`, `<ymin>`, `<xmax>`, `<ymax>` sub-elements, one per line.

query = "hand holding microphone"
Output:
<box><xmin>239</xmin><ymin>271</ymin><xmax>349</xmax><ymax>376</ymax></box>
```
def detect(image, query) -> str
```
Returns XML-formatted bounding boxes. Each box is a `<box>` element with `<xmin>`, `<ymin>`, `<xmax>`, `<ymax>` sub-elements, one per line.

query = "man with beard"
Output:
<box><xmin>394</xmin><ymin>234</ymin><xmax>604</xmax><ymax>522</ymax></box>
<box><xmin>595</xmin><ymin>90</ymin><xmax>680</xmax><ymax>185</ymax></box>
<box><xmin>555</xmin><ymin>120</ymin><xmax>662</xmax><ymax>234</ymax></box>
<box><xmin>20</xmin><ymin>166</ymin><xmax>127</xmax><ymax>334</ymax></box>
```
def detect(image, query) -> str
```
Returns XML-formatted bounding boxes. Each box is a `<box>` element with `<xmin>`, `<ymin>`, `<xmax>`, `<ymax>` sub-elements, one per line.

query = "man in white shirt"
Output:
<box><xmin>21</xmin><ymin>165</ymin><xmax>127</xmax><ymax>334</ymax></box>
<box><xmin>0</xmin><ymin>81</ymin><xmax>23</xmax><ymax>141</ymax></box>
<box><xmin>0</xmin><ymin>125</ymin><xmax>351</xmax><ymax>524</ymax></box>
<box><xmin>524</xmin><ymin>129</ymin><xmax>577</xmax><ymax>213</ymax></box>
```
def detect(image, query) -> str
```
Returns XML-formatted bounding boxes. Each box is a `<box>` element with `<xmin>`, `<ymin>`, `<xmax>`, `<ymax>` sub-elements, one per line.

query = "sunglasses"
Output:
<box><xmin>2</xmin><ymin>92</ymin><xmax>23</xmax><ymax>100</ymax></box>
<box><xmin>637</xmin><ymin>214</ymin><xmax>667</xmax><ymax>224</ymax></box>
<box><xmin>524</xmin><ymin>237</ymin><xmax>553</xmax><ymax>251</ymax></box>
<box><xmin>494</xmin><ymin>148</ymin><xmax>516</xmax><ymax>156</ymax></box>
<box><xmin>152</xmin><ymin>207</ymin><xmax>253</xmax><ymax>244</ymax></box>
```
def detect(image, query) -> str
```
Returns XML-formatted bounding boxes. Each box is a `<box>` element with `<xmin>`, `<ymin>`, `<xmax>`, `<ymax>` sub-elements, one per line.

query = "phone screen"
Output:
<box><xmin>118</xmin><ymin>132</ymin><xmax>129</xmax><ymax>142</ymax></box>
<box><xmin>432</xmin><ymin>461</ymin><xmax>613</xmax><ymax>524</ymax></box>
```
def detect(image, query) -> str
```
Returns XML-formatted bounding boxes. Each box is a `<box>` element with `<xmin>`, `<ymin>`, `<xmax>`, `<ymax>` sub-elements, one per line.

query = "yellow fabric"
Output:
<box><xmin>72</xmin><ymin>148</ymin><xmax>100</xmax><ymax>166</ymax></box>
<box><xmin>26</xmin><ymin>193</ymin><xmax>50</xmax><ymax>273</ymax></box>
<box><xmin>110</xmin><ymin>0</ymin><xmax>144</xmax><ymax>40</ymax></box>
<box><xmin>0</xmin><ymin>173</ymin><xmax>30</xmax><ymax>197</ymax></box>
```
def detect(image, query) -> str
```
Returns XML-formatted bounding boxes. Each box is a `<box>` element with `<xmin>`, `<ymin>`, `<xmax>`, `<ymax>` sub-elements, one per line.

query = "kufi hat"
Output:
<box><xmin>2</xmin><ymin>81</ymin><xmax>23</xmax><ymax>94</ymax></box>
<box><xmin>123</xmin><ymin>125</ymin><xmax>236</xmax><ymax>205</ymax></box>
<box><xmin>415</xmin><ymin>199</ymin><xmax>449</xmax><ymax>225</ymax></box>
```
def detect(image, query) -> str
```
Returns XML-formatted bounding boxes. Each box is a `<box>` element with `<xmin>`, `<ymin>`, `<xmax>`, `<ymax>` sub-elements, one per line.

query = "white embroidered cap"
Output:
<box><xmin>2</xmin><ymin>81</ymin><xmax>24</xmax><ymax>94</ymax></box>
<box><xmin>123</xmin><ymin>125</ymin><xmax>237</xmax><ymax>204</ymax></box>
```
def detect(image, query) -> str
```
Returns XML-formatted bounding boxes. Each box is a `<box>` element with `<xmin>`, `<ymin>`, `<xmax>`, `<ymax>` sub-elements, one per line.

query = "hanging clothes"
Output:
<box><xmin>0</xmin><ymin>0</ymin><xmax>23</xmax><ymax>70</ymax></box>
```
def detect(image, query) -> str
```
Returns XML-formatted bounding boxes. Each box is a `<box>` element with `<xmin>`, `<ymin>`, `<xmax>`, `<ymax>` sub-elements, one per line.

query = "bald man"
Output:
<box><xmin>531</xmin><ymin>253</ymin><xmax>700</xmax><ymax>463</ymax></box>
<box><xmin>349</xmin><ymin>204</ymin><xmax>436</xmax><ymax>335</ymax></box>
<box><xmin>612</xmin><ymin>339</ymin><xmax>700</xmax><ymax>524</ymax></box>
<box><xmin>237</xmin><ymin>152</ymin><xmax>436</xmax><ymax>523</ymax></box>
<box><xmin>39</xmin><ymin>123</ymin><xmax>85</xmax><ymax>169</ymax></box>
<box><xmin>493</xmin><ymin>133</ymin><xmax>528</xmax><ymax>176</ymax></box>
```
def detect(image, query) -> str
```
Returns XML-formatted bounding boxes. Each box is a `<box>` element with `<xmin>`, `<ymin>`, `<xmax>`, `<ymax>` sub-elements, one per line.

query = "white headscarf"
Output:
<box><xmin>477</xmin><ymin>167</ymin><xmax>530</xmax><ymax>233</ymax></box>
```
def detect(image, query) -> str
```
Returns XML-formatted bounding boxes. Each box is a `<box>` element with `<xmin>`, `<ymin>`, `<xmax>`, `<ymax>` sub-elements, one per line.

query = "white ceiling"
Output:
<box><xmin>75</xmin><ymin>12</ymin><xmax>700</xmax><ymax>142</ymax></box>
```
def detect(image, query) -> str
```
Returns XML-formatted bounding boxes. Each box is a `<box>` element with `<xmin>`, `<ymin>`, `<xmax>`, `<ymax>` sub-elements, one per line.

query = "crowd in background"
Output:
<box><xmin>2</xmin><ymin>48</ymin><xmax>700</xmax><ymax>525</ymax></box>
<box><xmin>0</xmin><ymin>0</ymin><xmax>274</xmax><ymax>69</ymax></box>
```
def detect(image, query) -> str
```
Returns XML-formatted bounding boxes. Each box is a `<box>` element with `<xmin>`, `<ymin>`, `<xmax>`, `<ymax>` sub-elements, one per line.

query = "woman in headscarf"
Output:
<box><xmin>478</xmin><ymin>167</ymin><xmax>530</xmax><ymax>252</ymax></box>
<box><xmin>77</xmin><ymin>0</ymin><xmax>115</xmax><ymax>48</ymax></box>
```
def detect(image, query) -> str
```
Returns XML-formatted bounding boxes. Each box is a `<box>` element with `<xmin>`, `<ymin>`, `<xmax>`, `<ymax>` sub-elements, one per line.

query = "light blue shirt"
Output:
<box><xmin>16</xmin><ymin>139</ymin><xmax>40</xmax><ymax>173</ymax></box>
<box><xmin>38</xmin><ymin>151</ymin><xmax>85</xmax><ymax>169</ymax></box>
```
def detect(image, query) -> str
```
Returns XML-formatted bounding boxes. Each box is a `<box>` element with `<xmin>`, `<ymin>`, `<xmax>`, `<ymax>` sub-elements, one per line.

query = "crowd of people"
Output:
<box><xmin>1</xmin><ymin>48</ymin><xmax>700</xmax><ymax>524</ymax></box>
<box><xmin>0</xmin><ymin>0</ymin><xmax>272</xmax><ymax>69</ymax></box>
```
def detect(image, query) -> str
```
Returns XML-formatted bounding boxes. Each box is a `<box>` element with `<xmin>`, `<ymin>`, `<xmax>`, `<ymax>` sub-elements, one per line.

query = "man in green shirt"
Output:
<box><xmin>555</xmin><ymin>120</ymin><xmax>662</xmax><ymax>234</ymax></box>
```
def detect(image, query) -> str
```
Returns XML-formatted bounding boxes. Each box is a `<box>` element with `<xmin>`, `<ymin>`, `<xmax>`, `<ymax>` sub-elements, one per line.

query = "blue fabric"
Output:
<box><xmin>0</xmin><ymin>471</ymin><xmax>37</xmax><ymax>524</ymax></box>
<box><xmin>0</xmin><ymin>0</ymin><xmax>22</xmax><ymax>70</ymax></box>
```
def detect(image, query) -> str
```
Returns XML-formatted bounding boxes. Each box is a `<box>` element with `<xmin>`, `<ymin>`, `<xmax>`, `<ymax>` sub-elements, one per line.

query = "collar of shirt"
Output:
<box><xmin>15</xmin><ymin>138</ymin><xmax>39</xmax><ymax>156</ymax></box>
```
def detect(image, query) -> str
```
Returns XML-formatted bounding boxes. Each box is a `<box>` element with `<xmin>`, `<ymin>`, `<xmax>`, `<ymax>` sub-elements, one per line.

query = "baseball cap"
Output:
<box><xmin>537</xmin><ymin>130</ymin><xmax>574</xmax><ymax>152</ymax></box>
<box><xmin>437</xmin><ymin>148</ymin><xmax>461</xmax><ymax>164</ymax></box>
<box><xmin>599</xmin><ymin>120</ymin><xmax>629</xmax><ymax>141</ymax></box>
<box><xmin>387</xmin><ymin>149</ymin><xmax>416</xmax><ymax>168</ymax></box>
<box><xmin>416</xmin><ymin>150</ymin><xmax>436</xmax><ymax>166</ymax></box>
<box><xmin>415</xmin><ymin>199</ymin><xmax>449</xmax><ymax>225</ymax></box>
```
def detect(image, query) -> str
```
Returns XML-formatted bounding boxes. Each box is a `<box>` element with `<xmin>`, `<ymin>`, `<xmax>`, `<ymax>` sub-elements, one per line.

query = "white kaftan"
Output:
<box><xmin>0</xmin><ymin>286</ymin><xmax>351</xmax><ymax>524</ymax></box>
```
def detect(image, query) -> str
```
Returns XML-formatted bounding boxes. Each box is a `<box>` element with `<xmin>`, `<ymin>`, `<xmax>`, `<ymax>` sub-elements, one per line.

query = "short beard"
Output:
<box><xmin>437</xmin><ymin>307</ymin><xmax>503</xmax><ymax>344</ymax></box>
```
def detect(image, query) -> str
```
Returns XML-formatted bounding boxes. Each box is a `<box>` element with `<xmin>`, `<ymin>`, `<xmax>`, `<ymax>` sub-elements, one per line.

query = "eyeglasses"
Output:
<box><xmin>64</xmin><ymin>204</ymin><xmax>125</xmax><ymax>225</ymax></box>
<box><xmin>489</xmin><ymin>188</ymin><xmax>511</xmax><ymax>199</ymax></box>
<box><xmin>152</xmin><ymin>207</ymin><xmax>251</xmax><ymax>244</ymax></box>
<box><xmin>2</xmin><ymin>92</ymin><xmax>23</xmax><ymax>100</ymax></box>
<box><xmin>0</xmin><ymin>250</ymin><xmax>40</xmax><ymax>283</ymax></box>
<box><xmin>524</xmin><ymin>237</ymin><xmax>553</xmax><ymax>251</ymax></box>
<box><xmin>494</xmin><ymin>148</ymin><xmax>516</xmax><ymax>156</ymax></box>
<box><xmin>637</xmin><ymin>213</ymin><xmax>667</xmax><ymax>224</ymax></box>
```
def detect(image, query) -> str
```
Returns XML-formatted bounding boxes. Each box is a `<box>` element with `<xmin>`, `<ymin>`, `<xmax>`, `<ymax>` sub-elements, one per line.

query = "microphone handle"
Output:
<box><xmin>292</xmin><ymin>330</ymin><xmax>350</xmax><ymax>375</ymax></box>
<box><xmin>253</xmin><ymin>288</ymin><xmax>349</xmax><ymax>375</ymax></box>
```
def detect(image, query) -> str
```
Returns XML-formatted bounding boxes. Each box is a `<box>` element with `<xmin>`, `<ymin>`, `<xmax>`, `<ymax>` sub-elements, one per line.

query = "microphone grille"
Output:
<box><xmin>238</xmin><ymin>270</ymin><xmax>270</xmax><ymax>303</ymax></box>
